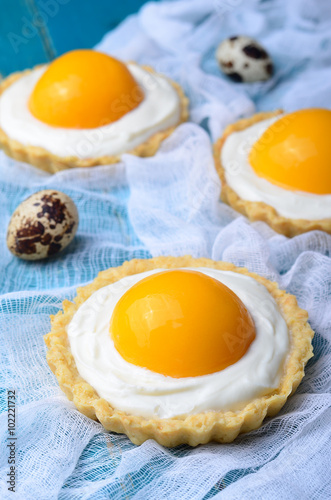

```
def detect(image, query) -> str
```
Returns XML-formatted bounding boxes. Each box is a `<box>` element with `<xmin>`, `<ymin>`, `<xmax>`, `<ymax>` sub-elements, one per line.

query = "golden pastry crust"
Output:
<box><xmin>44</xmin><ymin>256</ymin><xmax>314</xmax><ymax>447</ymax></box>
<box><xmin>214</xmin><ymin>111</ymin><xmax>331</xmax><ymax>237</ymax></box>
<box><xmin>0</xmin><ymin>64</ymin><xmax>189</xmax><ymax>173</ymax></box>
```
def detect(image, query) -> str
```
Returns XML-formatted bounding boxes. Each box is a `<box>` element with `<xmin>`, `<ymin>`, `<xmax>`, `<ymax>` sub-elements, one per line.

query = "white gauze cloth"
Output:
<box><xmin>1</xmin><ymin>0</ymin><xmax>331</xmax><ymax>499</ymax></box>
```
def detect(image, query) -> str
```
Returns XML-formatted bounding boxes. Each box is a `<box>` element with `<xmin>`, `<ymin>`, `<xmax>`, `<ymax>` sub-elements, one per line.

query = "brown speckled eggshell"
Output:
<box><xmin>7</xmin><ymin>189</ymin><xmax>79</xmax><ymax>260</ymax></box>
<box><xmin>216</xmin><ymin>35</ymin><xmax>273</xmax><ymax>83</ymax></box>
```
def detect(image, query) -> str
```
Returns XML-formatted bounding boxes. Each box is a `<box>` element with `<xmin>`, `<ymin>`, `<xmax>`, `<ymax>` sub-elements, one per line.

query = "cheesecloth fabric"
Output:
<box><xmin>1</xmin><ymin>0</ymin><xmax>331</xmax><ymax>499</ymax></box>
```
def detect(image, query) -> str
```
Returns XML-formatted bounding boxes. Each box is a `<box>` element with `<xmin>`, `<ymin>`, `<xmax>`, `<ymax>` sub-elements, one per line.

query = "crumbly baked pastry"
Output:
<box><xmin>214</xmin><ymin>111</ymin><xmax>331</xmax><ymax>237</ymax></box>
<box><xmin>44</xmin><ymin>256</ymin><xmax>314</xmax><ymax>447</ymax></box>
<box><xmin>0</xmin><ymin>64</ymin><xmax>188</xmax><ymax>174</ymax></box>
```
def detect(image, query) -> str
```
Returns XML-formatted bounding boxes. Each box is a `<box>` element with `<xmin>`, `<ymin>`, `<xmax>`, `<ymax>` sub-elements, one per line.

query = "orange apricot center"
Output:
<box><xmin>29</xmin><ymin>49</ymin><xmax>144</xmax><ymax>129</ymax></box>
<box><xmin>109</xmin><ymin>270</ymin><xmax>256</xmax><ymax>378</ymax></box>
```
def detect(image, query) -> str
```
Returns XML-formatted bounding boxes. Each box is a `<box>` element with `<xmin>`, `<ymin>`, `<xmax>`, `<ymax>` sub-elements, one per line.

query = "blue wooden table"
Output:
<box><xmin>0</xmin><ymin>0</ymin><xmax>152</xmax><ymax>78</ymax></box>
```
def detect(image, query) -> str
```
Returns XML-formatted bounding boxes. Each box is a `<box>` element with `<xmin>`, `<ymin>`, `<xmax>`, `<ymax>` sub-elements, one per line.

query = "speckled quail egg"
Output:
<box><xmin>7</xmin><ymin>190</ymin><xmax>79</xmax><ymax>260</ymax></box>
<box><xmin>216</xmin><ymin>35</ymin><xmax>273</xmax><ymax>83</ymax></box>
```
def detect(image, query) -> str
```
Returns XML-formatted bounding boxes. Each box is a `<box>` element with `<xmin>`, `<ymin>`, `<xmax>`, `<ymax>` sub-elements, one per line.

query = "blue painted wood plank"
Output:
<box><xmin>0</xmin><ymin>0</ymin><xmax>50</xmax><ymax>77</ymax></box>
<box><xmin>44</xmin><ymin>0</ymin><xmax>151</xmax><ymax>56</ymax></box>
<box><xmin>0</xmin><ymin>0</ymin><xmax>153</xmax><ymax>78</ymax></box>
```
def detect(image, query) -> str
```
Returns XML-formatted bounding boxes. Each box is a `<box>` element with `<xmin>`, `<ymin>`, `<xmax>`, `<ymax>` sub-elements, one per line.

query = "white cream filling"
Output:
<box><xmin>67</xmin><ymin>267</ymin><xmax>289</xmax><ymax>419</ymax></box>
<box><xmin>221</xmin><ymin>116</ymin><xmax>331</xmax><ymax>220</ymax></box>
<box><xmin>0</xmin><ymin>64</ymin><xmax>181</xmax><ymax>159</ymax></box>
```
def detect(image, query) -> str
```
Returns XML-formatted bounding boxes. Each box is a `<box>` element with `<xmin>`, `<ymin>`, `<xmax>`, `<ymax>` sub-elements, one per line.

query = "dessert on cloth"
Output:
<box><xmin>214</xmin><ymin>109</ymin><xmax>331</xmax><ymax>237</ymax></box>
<box><xmin>45</xmin><ymin>256</ymin><xmax>313</xmax><ymax>447</ymax></box>
<box><xmin>0</xmin><ymin>49</ymin><xmax>188</xmax><ymax>173</ymax></box>
<box><xmin>1</xmin><ymin>0</ymin><xmax>331</xmax><ymax>497</ymax></box>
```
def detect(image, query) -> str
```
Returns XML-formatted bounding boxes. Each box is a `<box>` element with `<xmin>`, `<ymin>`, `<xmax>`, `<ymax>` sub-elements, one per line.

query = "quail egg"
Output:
<box><xmin>216</xmin><ymin>35</ymin><xmax>273</xmax><ymax>83</ymax></box>
<box><xmin>7</xmin><ymin>189</ymin><xmax>78</xmax><ymax>260</ymax></box>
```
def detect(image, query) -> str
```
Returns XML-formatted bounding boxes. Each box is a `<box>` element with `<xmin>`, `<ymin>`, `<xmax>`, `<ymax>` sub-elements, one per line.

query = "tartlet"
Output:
<box><xmin>214</xmin><ymin>110</ymin><xmax>331</xmax><ymax>237</ymax></box>
<box><xmin>0</xmin><ymin>60</ymin><xmax>188</xmax><ymax>174</ymax></box>
<box><xmin>44</xmin><ymin>256</ymin><xmax>314</xmax><ymax>447</ymax></box>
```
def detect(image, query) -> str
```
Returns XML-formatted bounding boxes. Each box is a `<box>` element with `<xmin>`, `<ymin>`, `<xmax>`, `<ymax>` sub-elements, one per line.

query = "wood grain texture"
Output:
<box><xmin>0</xmin><ymin>0</ymin><xmax>151</xmax><ymax>78</ymax></box>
